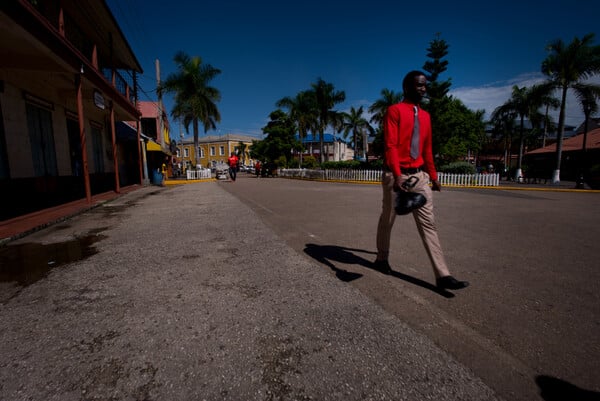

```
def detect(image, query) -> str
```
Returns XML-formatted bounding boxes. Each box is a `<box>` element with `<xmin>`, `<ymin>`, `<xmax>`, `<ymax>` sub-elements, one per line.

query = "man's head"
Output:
<box><xmin>402</xmin><ymin>70</ymin><xmax>427</xmax><ymax>104</ymax></box>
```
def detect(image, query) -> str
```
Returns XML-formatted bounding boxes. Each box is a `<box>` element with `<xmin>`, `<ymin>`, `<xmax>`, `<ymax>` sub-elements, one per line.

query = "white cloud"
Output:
<box><xmin>450</xmin><ymin>73</ymin><xmax>600</xmax><ymax>127</ymax></box>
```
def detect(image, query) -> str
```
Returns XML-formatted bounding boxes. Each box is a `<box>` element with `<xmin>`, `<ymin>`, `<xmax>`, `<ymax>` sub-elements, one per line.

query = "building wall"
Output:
<box><xmin>178</xmin><ymin>137</ymin><xmax>255</xmax><ymax>170</ymax></box>
<box><xmin>1</xmin><ymin>71</ymin><xmax>115</xmax><ymax>179</ymax></box>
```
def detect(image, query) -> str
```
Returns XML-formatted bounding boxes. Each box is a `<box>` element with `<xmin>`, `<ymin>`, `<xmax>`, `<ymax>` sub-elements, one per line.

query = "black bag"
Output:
<box><xmin>394</xmin><ymin>176</ymin><xmax>426</xmax><ymax>215</ymax></box>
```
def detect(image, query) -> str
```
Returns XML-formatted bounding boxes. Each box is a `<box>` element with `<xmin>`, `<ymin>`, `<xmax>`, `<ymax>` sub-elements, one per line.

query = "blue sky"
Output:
<box><xmin>106</xmin><ymin>0</ymin><xmax>600</xmax><ymax>139</ymax></box>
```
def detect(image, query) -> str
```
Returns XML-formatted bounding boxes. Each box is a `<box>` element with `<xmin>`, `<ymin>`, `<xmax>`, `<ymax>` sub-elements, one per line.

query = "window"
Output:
<box><xmin>200</xmin><ymin>147</ymin><xmax>205</xmax><ymax>157</ymax></box>
<box><xmin>210</xmin><ymin>146</ymin><xmax>215</xmax><ymax>156</ymax></box>
<box><xmin>0</xmin><ymin>100</ymin><xmax>9</xmax><ymax>179</ymax></box>
<box><xmin>184</xmin><ymin>148</ymin><xmax>189</xmax><ymax>158</ymax></box>
<box><xmin>26</xmin><ymin>102</ymin><xmax>57</xmax><ymax>176</ymax></box>
<box><xmin>219</xmin><ymin>146</ymin><xmax>224</xmax><ymax>156</ymax></box>
<box><xmin>66</xmin><ymin>118</ymin><xmax>82</xmax><ymax>176</ymax></box>
<box><xmin>91</xmin><ymin>125</ymin><xmax>105</xmax><ymax>173</ymax></box>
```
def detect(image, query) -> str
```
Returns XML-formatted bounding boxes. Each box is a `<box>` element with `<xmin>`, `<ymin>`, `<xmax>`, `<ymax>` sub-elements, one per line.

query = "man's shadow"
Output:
<box><xmin>536</xmin><ymin>375</ymin><xmax>600</xmax><ymax>401</ymax></box>
<box><xmin>303</xmin><ymin>243</ymin><xmax>454</xmax><ymax>298</ymax></box>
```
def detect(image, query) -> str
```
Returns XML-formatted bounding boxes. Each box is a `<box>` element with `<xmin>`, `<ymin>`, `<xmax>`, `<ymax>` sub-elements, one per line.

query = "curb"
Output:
<box><xmin>163</xmin><ymin>178</ymin><xmax>216</xmax><ymax>186</ymax></box>
<box><xmin>277</xmin><ymin>176</ymin><xmax>600</xmax><ymax>193</ymax></box>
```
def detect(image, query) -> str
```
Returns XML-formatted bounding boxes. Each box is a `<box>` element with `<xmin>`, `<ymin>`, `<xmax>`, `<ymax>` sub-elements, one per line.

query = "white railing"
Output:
<box><xmin>438</xmin><ymin>172</ymin><xmax>499</xmax><ymax>187</ymax></box>
<box><xmin>186</xmin><ymin>169</ymin><xmax>212</xmax><ymax>180</ymax></box>
<box><xmin>278</xmin><ymin>168</ymin><xmax>499</xmax><ymax>187</ymax></box>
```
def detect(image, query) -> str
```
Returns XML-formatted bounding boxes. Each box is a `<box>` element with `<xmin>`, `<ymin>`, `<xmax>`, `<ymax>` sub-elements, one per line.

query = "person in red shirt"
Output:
<box><xmin>374</xmin><ymin>70</ymin><xmax>468</xmax><ymax>291</ymax></box>
<box><xmin>227</xmin><ymin>152</ymin><xmax>239</xmax><ymax>181</ymax></box>
<box><xmin>254</xmin><ymin>160</ymin><xmax>261</xmax><ymax>178</ymax></box>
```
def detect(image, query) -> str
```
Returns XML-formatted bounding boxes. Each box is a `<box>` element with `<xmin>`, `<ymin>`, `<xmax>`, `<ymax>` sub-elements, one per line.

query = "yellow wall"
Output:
<box><xmin>178</xmin><ymin>138</ymin><xmax>254</xmax><ymax>170</ymax></box>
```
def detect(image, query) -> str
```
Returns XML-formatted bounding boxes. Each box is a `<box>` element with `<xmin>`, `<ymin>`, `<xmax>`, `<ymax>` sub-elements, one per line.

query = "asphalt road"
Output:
<box><xmin>219</xmin><ymin>174</ymin><xmax>600</xmax><ymax>401</ymax></box>
<box><xmin>0</xmin><ymin>182</ymin><xmax>503</xmax><ymax>401</ymax></box>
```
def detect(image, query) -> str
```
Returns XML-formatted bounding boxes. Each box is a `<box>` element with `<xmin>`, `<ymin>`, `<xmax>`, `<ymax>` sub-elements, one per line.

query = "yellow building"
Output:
<box><xmin>176</xmin><ymin>134</ymin><xmax>257</xmax><ymax>171</ymax></box>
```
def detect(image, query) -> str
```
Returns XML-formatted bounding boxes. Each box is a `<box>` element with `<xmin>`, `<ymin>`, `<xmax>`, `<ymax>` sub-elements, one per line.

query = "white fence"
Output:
<box><xmin>438</xmin><ymin>172</ymin><xmax>499</xmax><ymax>186</ymax></box>
<box><xmin>278</xmin><ymin>168</ymin><xmax>499</xmax><ymax>187</ymax></box>
<box><xmin>186</xmin><ymin>169</ymin><xmax>212</xmax><ymax>180</ymax></box>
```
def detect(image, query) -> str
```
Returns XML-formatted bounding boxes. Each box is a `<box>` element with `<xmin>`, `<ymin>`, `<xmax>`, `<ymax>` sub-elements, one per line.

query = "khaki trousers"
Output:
<box><xmin>375</xmin><ymin>170</ymin><xmax>450</xmax><ymax>278</ymax></box>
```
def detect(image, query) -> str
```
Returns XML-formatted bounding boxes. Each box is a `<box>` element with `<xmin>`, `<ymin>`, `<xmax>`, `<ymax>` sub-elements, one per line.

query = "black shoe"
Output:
<box><xmin>373</xmin><ymin>260</ymin><xmax>392</xmax><ymax>274</ymax></box>
<box><xmin>436</xmin><ymin>275</ymin><xmax>469</xmax><ymax>290</ymax></box>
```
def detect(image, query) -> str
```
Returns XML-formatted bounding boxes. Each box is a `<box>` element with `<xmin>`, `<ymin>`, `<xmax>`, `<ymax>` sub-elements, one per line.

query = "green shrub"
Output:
<box><xmin>321</xmin><ymin>160</ymin><xmax>361</xmax><ymax>169</ymax></box>
<box><xmin>275</xmin><ymin>156</ymin><xmax>287</xmax><ymax>168</ymax></box>
<box><xmin>302</xmin><ymin>156</ymin><xmax>319</xmax><ymax>169</ymax></box>
<box><xmin>369</xmin><ymin>159</ymin><xmax>384</xmax><ymax>169</ymax></box>
<box><xmin>319</xmin><ymin>159</ymin><xmax>384</xmax><ymax>170</ymax></box>
<box><xmin>439</xmin><ymin>161</ymin><xmax>476</xmax><ymax>174</ymax></box>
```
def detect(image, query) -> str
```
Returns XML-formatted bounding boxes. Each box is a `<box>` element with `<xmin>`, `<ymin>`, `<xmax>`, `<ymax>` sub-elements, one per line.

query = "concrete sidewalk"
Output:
<box><xmin>0</xmin><ymin>183</ymin><xmax>502</xmax><ymax>401</ymax></box>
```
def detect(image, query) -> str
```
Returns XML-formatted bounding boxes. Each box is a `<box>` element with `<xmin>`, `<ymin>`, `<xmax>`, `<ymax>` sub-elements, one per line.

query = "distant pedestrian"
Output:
<box><xmin>228</xmin><ymin>152</ymin><xmax>239</xmax><ymax>181</ymax></box>
<box><xmin>161</xmin><ymin>161</ymin><xmax>168</xmax><ymax>182</ymax></box>
<box><xmin>255</xmin><ymin>161</ymin><xmax>261</xmax><ymax>178</ymax></box>
<box><xmin>374</xmin><ymin>70</ymin><xmax>469</xmax><ymax>291</ymax></box>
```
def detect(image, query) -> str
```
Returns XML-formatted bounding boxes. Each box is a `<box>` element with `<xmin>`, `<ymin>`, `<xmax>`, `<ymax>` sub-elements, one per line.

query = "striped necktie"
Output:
<box><xmin>410</xmin><ymin>106</ymin><xmax>420</xmax><ymax>159</ymax></box>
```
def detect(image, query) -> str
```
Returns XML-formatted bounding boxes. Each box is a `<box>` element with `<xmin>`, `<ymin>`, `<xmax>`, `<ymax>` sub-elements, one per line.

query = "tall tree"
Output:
<box><xmin>368</xmin><ymin>88</ymin><xmax>403</xmax><ymax>128</ymax></box>
<box><xmin>541</xmin><ymin>33</ymin><xmax>600</xmax><ymax>183</ymax></box>
<box><xmin>489</xmin><ymin>107</ymin><xmax>518</xmax><ymax>175</ymax></box>
<box><xmin>158</xmin><ymin>51</ymin><xmax>221</xmax><ymax>165</ymax></box>
<box><xmin>575</xmin><ymin>84</ymin><xmax>600</xmax><ymax>154</ymax></box>
<box><xmin>276</xmin><ymin>90</ymin><xmax>316</xmax><ymax>167</ymax></box>
<box><xmin>492</xmin><ymin>84</ymin><xmax>551</xmax><ymax>179</ymax></box>
<box><xmin>342</xmin><ymin>106</ymin><xmax>374</xmax><ymax>160</ymax></box>
<box><xmin>311</xmin><ymin>78</ymin><xmax>346</xmax><ymax>163</ymax></box>
<box><xmin>423</xmin><ymin>33</ymin><xmax>452</xmax><ymax>100</ymax></box>
<box><xmin>435</xmin><ymin>97</ymin><xmax>485</xmax><ymax>162</ymax></box>
<box><xmin>329</xmin><ymin>110</ymin><xmax>348</xmax><ymax>162</ymax></box>
<box><xmin>537</xmin><ymin>88</ymin><xmax>560</xmax><ymax>148</ymax></box>
<box><xmin>237</xmin><ymin>141</ymin><xmax>247</xmax><ymax>166</ymax></box>
<box><xmin>574</xmin><ymin>84</ymin><xmax>600</xmax><ymax>187</ymax></box>
<box><xmin>251</xmin><ymin>110</ymin><xmax>299</xmax><ymax>165</ymax></box>
<box><xmin>368</xmin><ymin>89</ymin><xmax>403</xmax><ymax>158</ymax></box>
<box><xmin>421</xmin><ymin>34</ymin><xmax>453</xmax><ymax>156</ymax></box>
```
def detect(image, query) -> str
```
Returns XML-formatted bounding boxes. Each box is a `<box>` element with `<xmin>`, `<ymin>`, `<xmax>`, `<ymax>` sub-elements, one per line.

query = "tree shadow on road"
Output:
<box><xmin>303</xmin><ymin>243</ymin><xmax>454</xmax><ymax>298</ymax></box>
<box><xmin>536</xmin><ymin>375</ymin><xmax>600</xmax><ymax>401</ymax></box>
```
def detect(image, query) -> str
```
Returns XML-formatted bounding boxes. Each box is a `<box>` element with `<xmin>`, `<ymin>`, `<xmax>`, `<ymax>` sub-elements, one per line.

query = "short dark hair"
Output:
<box><xmin>402</xmin><ymin>70</ymin><xmax>426</xmax><ymax>92</ymax></box>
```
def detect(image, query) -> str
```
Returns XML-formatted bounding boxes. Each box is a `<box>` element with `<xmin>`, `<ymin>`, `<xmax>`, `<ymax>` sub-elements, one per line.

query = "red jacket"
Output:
<box><xmin>228</xmin><ymin>155</ymin><xmax>238</xmax><ymax>168</ymax></box>
<box><xmin>383</xmin><ymin>101</ymin><xmax>437</xmax><ymax>181</ymax></box>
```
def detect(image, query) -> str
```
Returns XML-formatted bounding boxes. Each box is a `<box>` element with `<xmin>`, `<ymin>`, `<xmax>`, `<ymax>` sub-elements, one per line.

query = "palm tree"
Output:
<box><xmin>342</xmin><ymin>106</ymin><xmax>374</xmax><ymax>161</ymax></box>
<box><xmin>541</xmin><ymin>33</ymin><xmax>600</xmax><ymax>183</ymax></box>
<box><xmin>538</xmin><ymin>91</ymin><xmax>560</xmax><ymax>148</ymax></box>
<box><xmin>158</xmin><ymin>51</ymin><xmax>221</xmax><ymax>165</ymax></box>
<box><xmin>368</xmin><ymin>88</ymin><xmax>403</xmax><ymax>128</ymax></box>
<box><xmin>311</xmin><ymin>78</ymin><xmax>346</xmax><ymax>163</ymax></box>
<box><xmin>237</xmin><ymin>141</ymin><xmax>247</xmax><ymax>166</ymax></box>
<box><xmin>329</xmin><ymin>110</ymin><xmax>348</xmax><ymax>162</ymax></box>
<box><xmin>276</xmin><ymin>90</ymin><xmax>316</xmax><ymax>167</ymax></box>
<box><xmin>492</xmin><ymin>84</ymin><xmax>552</xmax><ymax>180</ymax></box>
<box><xmin>574</xmin><ymin>84</ymin><xmax>600</xmax><ymax>187</ymax></box>
<box><xmin>575</xmin><ymin>85</ymin><xmax>600</xmax><ymax>153</ymax></box>
<box><xmin>368</xmin><ymin>89</ymin><xmax>403</xmax><ymax>158</ymax></box>
<box><xmin>489</xmin><ymin>107</ymin><xmax>518</xmax><ymax>177</ymax></box>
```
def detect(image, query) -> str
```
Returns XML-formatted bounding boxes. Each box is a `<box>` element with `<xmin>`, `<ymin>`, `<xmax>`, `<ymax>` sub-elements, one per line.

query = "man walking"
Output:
<box><xmin>374</xmin><ymin>70</ymin><xmax>469</xmax><ymax>291</ymax></box>
<box><xmin>227</xmin><ymin>152</ymin><xmax>239</xmax><ymax>182</ymax></box>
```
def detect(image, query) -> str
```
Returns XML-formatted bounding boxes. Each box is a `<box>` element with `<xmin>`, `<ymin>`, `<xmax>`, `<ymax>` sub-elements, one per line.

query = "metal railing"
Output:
<box><xmin>186</xmin><ymin>169</ymin><xmax>212</xmax><ymax>180</ymax></box>
<box><xmin>278</xmin><ymin>169</ymin><xmax>500</xmax><ymax>187</ymax></box>
<box><xmin>438</xmin><ymin>172</ymin><xmax>499</xmax><ymax>186</ymax></box>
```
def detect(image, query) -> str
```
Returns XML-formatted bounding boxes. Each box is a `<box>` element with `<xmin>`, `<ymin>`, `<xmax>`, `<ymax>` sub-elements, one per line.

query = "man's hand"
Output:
<box><xmin>431</xmin><ymin>179</ymin><xmax>442</xmax><ymax>191</ymax></box>
<box><xmin>393</xmin><ymin>176</ymin><xmax>406</xmax><ymax>192</ymax></box>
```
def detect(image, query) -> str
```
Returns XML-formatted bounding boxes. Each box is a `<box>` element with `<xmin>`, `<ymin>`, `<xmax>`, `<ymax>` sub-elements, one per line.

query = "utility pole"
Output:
<box><xmin>155</xmin><ymin>59</ymin><xmax>164</xmax><ymax>145</ymax></box>
<box><xmin>179</xmin><ymin>119</ymin><xmax>184</xmax><ymax>174</ymax></box>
